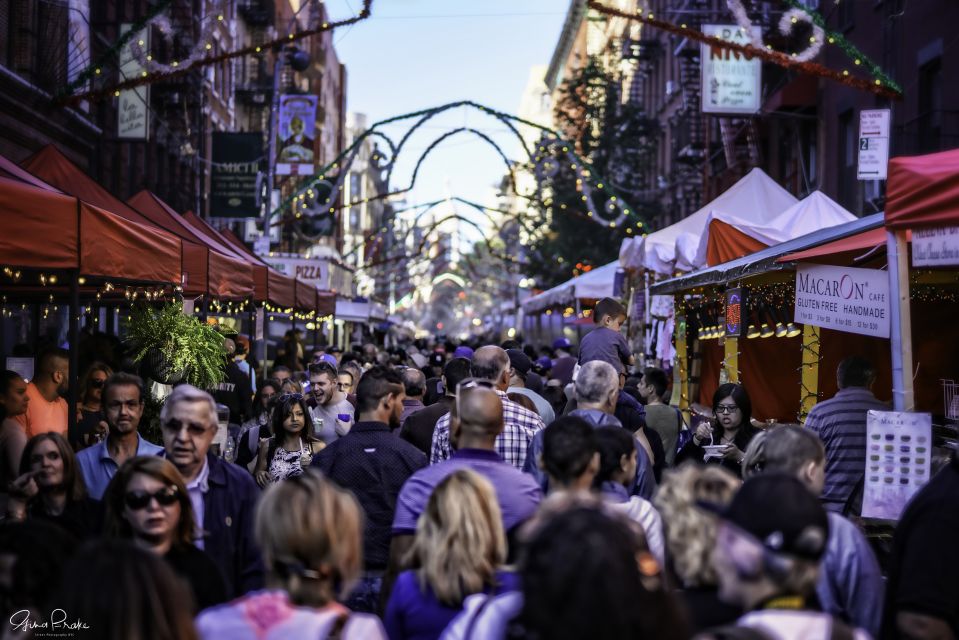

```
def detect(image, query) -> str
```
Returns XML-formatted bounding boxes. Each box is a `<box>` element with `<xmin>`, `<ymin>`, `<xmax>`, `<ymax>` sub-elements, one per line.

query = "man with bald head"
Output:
<box><xmin>398</xmin><ymin>367</ymin><xmax>427</xmax><ymax>426</ymax></box>
<box><xmin>430</xmin><ymin>345</ymin><xmax>545</xmax><ymax>469</ymax></box>
<box><xmin>387</xmin><ymin>384</ymin><xmax>543</xmax><ymax>604</ymax></box>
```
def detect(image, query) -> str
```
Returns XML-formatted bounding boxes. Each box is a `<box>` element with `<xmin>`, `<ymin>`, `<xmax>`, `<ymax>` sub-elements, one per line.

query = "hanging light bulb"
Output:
<box><xmin>785</xmin><ymin>322</ymin><xmax>802</xmax><ymax>338</ymax></box>
<box><xmin>760</xmin><ymin>322</ymin><xmax>775</xmax><ymax>338</ymax></box>
<box><xmin>746</xmin><ymin>324</ymin><xmax>760</xmax><ymax>339</ymax></box>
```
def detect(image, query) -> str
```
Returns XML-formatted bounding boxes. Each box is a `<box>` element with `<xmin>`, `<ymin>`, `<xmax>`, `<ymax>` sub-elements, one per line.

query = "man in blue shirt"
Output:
<box><xmin>76</xmin><ymin>373</ymin><xmax>163</xmax><ymax>499</ymax></box>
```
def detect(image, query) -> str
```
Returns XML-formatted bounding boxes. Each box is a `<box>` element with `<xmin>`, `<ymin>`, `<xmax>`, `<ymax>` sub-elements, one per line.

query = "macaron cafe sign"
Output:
<box><xmin>794</xmin><ymin>264</ymin><xmax>890</xmax><ymax>338</ymax></box>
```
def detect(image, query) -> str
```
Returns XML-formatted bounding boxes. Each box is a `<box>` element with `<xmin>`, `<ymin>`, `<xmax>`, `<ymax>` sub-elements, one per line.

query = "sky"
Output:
<box><xmin>327</xmin><ymin>0</ymin><xmax>569</xmax><ymax>240</ymax></box>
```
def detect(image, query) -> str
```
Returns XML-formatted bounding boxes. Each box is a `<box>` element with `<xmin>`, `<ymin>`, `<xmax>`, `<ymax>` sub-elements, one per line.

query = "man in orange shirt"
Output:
<box><xmin>16</xmin><ymin>347</ymin><xmax>69</xmax><ymax>438</ymax></box>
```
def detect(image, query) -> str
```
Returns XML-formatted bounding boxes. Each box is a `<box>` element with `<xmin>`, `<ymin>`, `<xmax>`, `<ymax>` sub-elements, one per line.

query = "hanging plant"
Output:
<box><xmin>127</xmin><ymin>301</ymin><xmax>226</xmax><ymax>390</ymax></box>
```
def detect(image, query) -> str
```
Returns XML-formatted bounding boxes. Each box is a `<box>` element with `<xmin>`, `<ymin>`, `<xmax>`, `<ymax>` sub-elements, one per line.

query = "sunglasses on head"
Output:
<box><xmin>454</xmin><ymin>378</ymin><xmax>497</xmax><ymax>415</ymax></box>
<box><xmin>124</xmin><ymin>486</ymin><xmax>179</xmax><ymax>510</ymax></box>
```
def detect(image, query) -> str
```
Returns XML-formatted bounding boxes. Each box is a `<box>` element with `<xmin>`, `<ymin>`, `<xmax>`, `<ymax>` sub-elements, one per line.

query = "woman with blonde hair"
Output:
<box><xmin>75</xmin><ymin>361</ymin><xmax>113</xmax><ymax>448</ymax></box>
<box><xmin>104</xmin><ymin>456</ymin><xmax>227</xmax><ymax>612</ymax></box>
<box><xmin>653</xmin><ymin>462</ymin><xmax>742</xmax><ymax>633</ymax></box>
<box><xmin>196</xmin><ymin>469</ymin><xmax>386</xmax><ymax>639</ymax></box>
<box><xmin>385</xmin><ymin>469</ymin><xmax>516</xmax><ymax>640</ymax></box>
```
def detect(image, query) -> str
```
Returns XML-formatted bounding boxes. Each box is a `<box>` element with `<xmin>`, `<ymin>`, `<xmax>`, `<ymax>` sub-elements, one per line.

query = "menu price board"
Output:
<box><xmin>862</xmin><ymin>410</ymin><xmax>932</xmax><ymax>521</ymax></box>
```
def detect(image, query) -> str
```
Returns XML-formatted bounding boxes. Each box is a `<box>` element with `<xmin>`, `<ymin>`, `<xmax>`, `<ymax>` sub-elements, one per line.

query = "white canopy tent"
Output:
<box><xmin>619</xmin><ymin>168</ymin><xmax>798</xmax><ymax>275</ymax></box>
<box><xmin>522</xmin><ymin>261</ymin><xmax>619</xmax><ymax>314</ymax></box>
<box><xmin>688</xmin><ymin>190</ymin><xmax>857</xmax><ymax>269</ymax></box>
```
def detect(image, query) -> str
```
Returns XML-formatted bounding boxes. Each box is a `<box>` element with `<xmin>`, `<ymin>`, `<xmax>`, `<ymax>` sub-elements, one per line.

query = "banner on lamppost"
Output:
<box><xmin>276</xmin><ymin>94</ymin><xmax>317</xmax><ymax>176</ymax></box>
<box><xmin>210</xmin><ymin>132</ymin><xmax>263</xmax><ymax>217</ymax></box>
<box><xmin>701</xmin><ymin>24</ymin><xmax>762</xmax><ymax>115</ymax></box>
<box><xmin>118</xmin><ymin>24</ymin><xmax>149</xmax><ymax>139</ymax></box>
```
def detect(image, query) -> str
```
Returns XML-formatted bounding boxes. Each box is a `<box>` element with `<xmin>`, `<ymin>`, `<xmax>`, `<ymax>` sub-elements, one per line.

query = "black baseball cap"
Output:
<box><xmin>506</xmin><ymin>349</ymin><xmax>532</xmax><ymax>377</ymax></box>
<box><xmin>708</xmin><ymin>474</ymin><xmax>829</xmax><ymax>561</ymax></box>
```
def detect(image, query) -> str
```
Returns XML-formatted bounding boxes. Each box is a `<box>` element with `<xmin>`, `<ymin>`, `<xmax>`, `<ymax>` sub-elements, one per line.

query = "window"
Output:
<box><xmin>837</xmin><ymin>110</ymin><xmax>857</xmax><ymax>212</ymax></box>
<box><xmin>918</xmin><ymin>57</ymin><xmax>942</xmax><ymax>153</ymax></box>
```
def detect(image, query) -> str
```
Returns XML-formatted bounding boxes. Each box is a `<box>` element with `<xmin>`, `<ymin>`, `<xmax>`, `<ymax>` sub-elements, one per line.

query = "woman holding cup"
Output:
<box><xmin>676</xmin><ymin>383</ymin><xmax>759</xmax><ymax>475</ymax></box>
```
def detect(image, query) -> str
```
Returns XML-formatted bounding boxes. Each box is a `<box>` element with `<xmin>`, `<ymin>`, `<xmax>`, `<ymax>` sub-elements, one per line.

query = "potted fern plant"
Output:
<box><xmin>127</xmin><ymin>301</ymin><xmax>226</xmax><ymax>390</ymax></box>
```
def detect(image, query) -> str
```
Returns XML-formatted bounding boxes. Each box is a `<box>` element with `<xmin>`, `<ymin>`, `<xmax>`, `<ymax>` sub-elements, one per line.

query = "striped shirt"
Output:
<box><xmin>430</xmin><ymin>390</ymin><xmax>545</xmax><ymax>469</ymax></box>
<box><xmin>805</xmin><ymin>388</ymin><xmax>889</xmax><ymax>513</ymax></box>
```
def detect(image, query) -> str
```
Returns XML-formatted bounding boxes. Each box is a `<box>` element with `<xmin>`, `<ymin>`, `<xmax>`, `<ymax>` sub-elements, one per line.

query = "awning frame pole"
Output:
<box><xmin>886</xmin><ymin>229</ymin><xmax>914</xmax><ymax>411</ymax></box>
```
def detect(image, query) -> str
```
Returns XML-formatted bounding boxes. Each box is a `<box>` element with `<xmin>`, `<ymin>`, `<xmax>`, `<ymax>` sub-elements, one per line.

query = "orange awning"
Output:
<box><xmin>706</xmin><ymin>219</ymin><xmax>768</xmax><ymax>266</ymax></box>
<box><xmin>127</xmin><ymin>191</ymin><xmax>255</xmax><ymax>300</ymax></box>
<box><xmin>886</xmin><ymin>148</ymin><xmax>959</xmax><ymax>230</ymax></box>
<box><xmin>0</xmin><ymin>176</ymin><xmax>181</xmax><ymax>283</ymax></box>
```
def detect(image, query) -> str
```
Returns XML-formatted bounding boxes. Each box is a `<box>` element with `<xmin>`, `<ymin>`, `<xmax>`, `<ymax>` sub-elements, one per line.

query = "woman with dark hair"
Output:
<box><xmin>104</xmin><ymin>456</ymin><xmax>227</xmax><ymax>611</ymax></box>
<box><xmin>55</xmin><ymin>539</ymin><xmax>200</xmax><ymax>640</ymax></box>
<box><xmin>0</xmin><ymin>370</ymin><xmax>30</xmax><ymax>496</ymax></box>
<box><xmin>4</xmin><ymin>433</ymin><xmax>102</xmax><ymax>539</ymax></box>
<box><xmin>676</xmin><ymin>383</ymin><xmax>759</xmax><ymax>475</ymax></box>
<box><xmin>445</xmin><ymin>498</ymin><xmax>688</xmax><ymax>640</ymax></box>
<box><xmin>253</xmin><ymin>393</ymin><xmax>325</xmax><ymax>487</ymax></box>
<box><xmin>236</xmin><ymin>378</ymin><xmax>281</xmax><ymax>470</ymax></box>
<box><xmin>75</xmin><ymin>361</ymin><xmax>113</xmax><ymax>448</ymax></box>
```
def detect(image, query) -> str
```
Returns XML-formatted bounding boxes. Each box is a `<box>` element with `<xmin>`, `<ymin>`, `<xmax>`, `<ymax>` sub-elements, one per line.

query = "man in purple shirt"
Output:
<box><xmin>398</xmin><ymin>367</ymin><xmax>427</xmax><ymax>427</ymax></box>
<box><xmin>385</xmin><ymin>384</ymin><xmax>542</xmax><ymax>607</ymax></box>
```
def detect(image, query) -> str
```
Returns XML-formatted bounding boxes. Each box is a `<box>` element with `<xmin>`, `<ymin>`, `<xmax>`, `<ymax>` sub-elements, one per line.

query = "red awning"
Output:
<box><xmin>886</xmin><ymin>148</ymin><xmax>959</xmax><ymax>230</ymax></box>
<box><xmin>0</xmin><ymin>176</ymin><xmax>181</xmax><ymax>283</ymax></box>
<box><xmin>127</xmin><ymin>191</ymin><xmax>255</xmax><ymax>300</ymax></box>
<box><xmin>777</xmin><ymin>228</ymin><xmax>910</xmax><ymax>263</ymax></box>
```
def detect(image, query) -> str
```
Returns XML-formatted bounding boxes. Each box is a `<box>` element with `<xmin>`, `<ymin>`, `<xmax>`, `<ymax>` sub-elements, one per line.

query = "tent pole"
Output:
<box><xmin>67</xmin><ymin>270</ymin><xmax>80</xmax><ymax>445</ymax></box>
<box><xmin>886</xmin><ymin>229</ymin><xmax>914</xmax><ymax>411</ymax></box>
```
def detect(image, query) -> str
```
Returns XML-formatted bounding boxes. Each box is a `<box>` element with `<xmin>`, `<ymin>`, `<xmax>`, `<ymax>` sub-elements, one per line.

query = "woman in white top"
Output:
<box><xmin>593</xmin><ymin>426</ymin><xmax>665</xmax><ymax>566</ymax></box>
<box><xmin>195</xmin><ymin>470</ymin><xmax>386</xmax><ymax>639</ymax></box>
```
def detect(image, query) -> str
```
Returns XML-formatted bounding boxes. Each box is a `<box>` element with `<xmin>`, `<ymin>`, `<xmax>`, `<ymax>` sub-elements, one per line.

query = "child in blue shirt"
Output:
<box><xmin>578</xmin><ymin>297</ymin><xmax>634</xmax><ymax>374</ymax></box>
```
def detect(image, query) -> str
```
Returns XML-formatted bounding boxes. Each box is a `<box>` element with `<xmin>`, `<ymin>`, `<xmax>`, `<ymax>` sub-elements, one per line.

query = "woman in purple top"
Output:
<box><xmin>384</xmin><ymin>469</ymin><xmax>519</xmax><ymax>640</ymax></box>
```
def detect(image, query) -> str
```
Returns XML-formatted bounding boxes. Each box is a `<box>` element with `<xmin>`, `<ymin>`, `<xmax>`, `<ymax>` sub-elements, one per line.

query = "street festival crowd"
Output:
<box><xmin>0</xmin><ymin>297</ymin><xmax>957</xmax><ymax>640</ymax></box>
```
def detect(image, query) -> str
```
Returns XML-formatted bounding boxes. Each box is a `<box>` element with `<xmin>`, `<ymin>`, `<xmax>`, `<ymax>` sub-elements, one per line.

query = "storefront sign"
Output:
<box><xmin>118</xmin><ymin>24</ymin><xmax>149</xmax><ymax>139</ymax></box>
<box><xmin>857</xmin><ymin>109</ymin><xmax>890</xmax><ymax>181</ymax></box>
<box><xmin>725</xmin><ymin>288</ymin><xmax>743</xmax><ymax>337</ymax></box>
<box><xmin>267</xmin><ymin>256</ymin><xmax>330</xmax><ymax>290</ymax></box>
<box><xmin>862</xmin><ymin>410</ymin><xmax>932</xmax><ymax>520</ymax></box>
<box><xmin>275</xmin><ymin>95</ymin><xmax>317</xmax><ymax>176</ymax></box>
<box><xmin>701</xmin><ymin>25</ymin><xmax>762</xmax><ymax>115</ymax></box>
<box><xmin>912</xmin><ymin>225</ymin><xmax>959</xmax><ymax>267</ymax></box>
<box><xmin>211</xmin><ymin>133</ymin><xmax>262</xmax><ymax>217</ymax></box>
<box><xmin>794</xmin><ymin>264</ymin><xmax>889</xmax><ymax>338</ymax></box>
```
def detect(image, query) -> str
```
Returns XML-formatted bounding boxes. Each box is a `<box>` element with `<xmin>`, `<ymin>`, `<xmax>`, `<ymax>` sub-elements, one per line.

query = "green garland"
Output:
<box><xmin>783</xmin><ymin>0</ymin><xmax>902</xmax><ymax>94</ymax></box>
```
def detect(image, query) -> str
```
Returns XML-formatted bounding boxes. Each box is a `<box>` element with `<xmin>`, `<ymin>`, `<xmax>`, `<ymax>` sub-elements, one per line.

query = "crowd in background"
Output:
<box><xmin>0</xmin><ymin>296</ymin><xmax>957</xmax><ymax>640</ymax></box>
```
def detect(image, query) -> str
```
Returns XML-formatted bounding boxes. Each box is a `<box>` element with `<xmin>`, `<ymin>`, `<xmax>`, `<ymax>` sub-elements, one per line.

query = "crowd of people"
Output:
<box><xmin>0</xmin><ymin>296</ymin><xmax>957</xmax><ymax>640</ymax></box>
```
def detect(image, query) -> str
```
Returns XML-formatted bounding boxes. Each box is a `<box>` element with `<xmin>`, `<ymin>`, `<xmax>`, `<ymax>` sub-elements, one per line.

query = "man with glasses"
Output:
<box><xmin>15</xmin><ymin>347</ymin><xmax>69</xmax><ymax>438</ymax></box>
<box><xmin>160</xmin><ymin>384</ymin><xmax>264</xmax><ymax>597</ymax></box>
<box><xmin>76</xmin><ymin>373</ymin><xmax>163</xmax><ymax>499</ymax></box>
<box><xmin>307</xmin><ymin>362</ymin><xmax>355</xmax><ymax>444</ymax></box>
<box><xmin>430</xmin><ymin>346</ymin><xmax>545</xmax><ymax>470</ymax></box>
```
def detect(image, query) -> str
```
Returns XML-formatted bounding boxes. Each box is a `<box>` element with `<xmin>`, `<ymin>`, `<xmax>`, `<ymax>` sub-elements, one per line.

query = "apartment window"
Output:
<box><xmin>837</xmin><ymin>110</ymin><xmax>857</xmax><ymax>212</ymax></box>
<box><xmin>918</xmin><ymin>57</ymin><xmax>942</xmax><ymax>153</ymax></box>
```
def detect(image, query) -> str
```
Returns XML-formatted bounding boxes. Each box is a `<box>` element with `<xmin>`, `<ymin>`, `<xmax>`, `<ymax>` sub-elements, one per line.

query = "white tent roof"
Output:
<box><xmin>619</xmin><ymin>168</ymin><xmax>798</xmax><ymax>274</ymax></box>
<box><xmin>522</xmin><ymin>261</ymin><xmax>619</xmax><ymax>313</ymax></box>
<box><xmin>688</xmin><ymin>190</ymin><xmax>857</xmax><ymax>270</ymax></box>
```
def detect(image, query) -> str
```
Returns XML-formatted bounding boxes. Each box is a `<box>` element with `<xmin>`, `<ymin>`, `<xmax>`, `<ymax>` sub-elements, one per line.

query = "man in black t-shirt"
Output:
<box><xmin>881</xmin><ymin>453</ymin><xmax>959</xmax><ymax>640</ymax></box>
<box><xmin>212</xmin><ymin>338</ymin><xmax>253</xmax><ymax>425</ymax></box>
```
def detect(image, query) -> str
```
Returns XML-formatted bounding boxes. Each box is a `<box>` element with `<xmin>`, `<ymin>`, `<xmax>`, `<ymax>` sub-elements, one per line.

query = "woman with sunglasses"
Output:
<box><xmin>4</xmin><ymin>432</ymin><xmax>103</xmax><ymax>539</ymax></box>
<box><xmin>675</xmin><ymin>383</ymin><xmax>759</xmax><ymax>475</ymax></box>
<box><xmin>74</xmin><ymin>362</ymin><xmax>113</xmax><ymax>449</ymax></box>
<box><xmin>254</xmin><ymin>393</ymin><xmax>325</xmax><ymax>488</ymax></box>
<box><xmin>104</xmin><ymin>455</ymin><xmax>227</xmax><ymax>612</ymax></box>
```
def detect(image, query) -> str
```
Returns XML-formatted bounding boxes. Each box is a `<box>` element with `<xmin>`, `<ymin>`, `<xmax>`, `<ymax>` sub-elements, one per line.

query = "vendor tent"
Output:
<box><xmin>885</xmin><ymin>147</ymin><xmax>959</xmax><ymax>230</ymax></box>
<box><xmin>696</xmin><ymin>191</ymin><xmax>856</xmax><ymax>267</ymax></box>
<box><xmin>619</xmin><ymin>168</ymin><xmax>798</xmax><ymax>274</ymax></box>
<box><xmin>522</xmin><ymin>261</ymin><xmax>619</xmax><ymax>314</ymax></box>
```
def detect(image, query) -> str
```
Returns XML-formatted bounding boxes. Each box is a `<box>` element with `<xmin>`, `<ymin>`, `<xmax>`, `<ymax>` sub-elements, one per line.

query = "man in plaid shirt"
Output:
<box><xmin>430</xmin><ymin>345</ymin><xmax>545</xmax><ymax>469</ymax></box>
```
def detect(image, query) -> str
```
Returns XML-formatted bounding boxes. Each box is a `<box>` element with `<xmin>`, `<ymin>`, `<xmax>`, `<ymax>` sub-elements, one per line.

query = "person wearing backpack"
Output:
<box><xmin>698</xmin><ymin>474</ymin><xmax>870</xmax><ymax>640</ymax></box>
